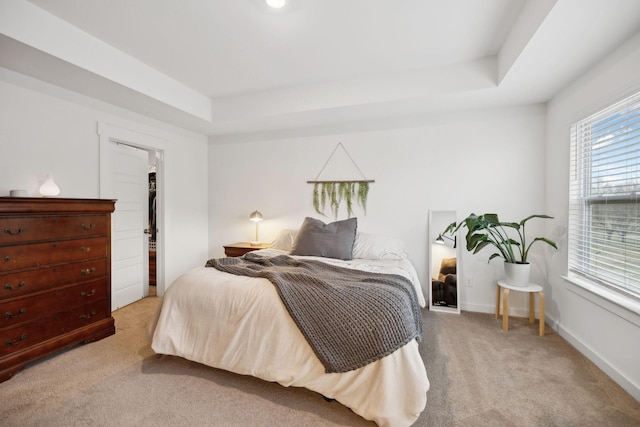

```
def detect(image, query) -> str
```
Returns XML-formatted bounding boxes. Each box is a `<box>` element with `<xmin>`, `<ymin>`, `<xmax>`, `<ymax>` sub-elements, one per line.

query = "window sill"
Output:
<box><xmin>563</xmin><ymin>274</ymin><xmax>640</xmax><ymax>326</ymax></box>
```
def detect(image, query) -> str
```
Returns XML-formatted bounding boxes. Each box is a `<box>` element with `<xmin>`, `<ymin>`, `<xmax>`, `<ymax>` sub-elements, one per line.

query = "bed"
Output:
<box><xmin>149</xmin><ymin>218</ymin><xmax>429</xmax><ymax>426</ymax></box>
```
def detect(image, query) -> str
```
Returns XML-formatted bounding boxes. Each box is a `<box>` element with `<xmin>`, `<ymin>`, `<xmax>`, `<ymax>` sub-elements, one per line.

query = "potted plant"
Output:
<box><xmin>446</xmin><ymin>213</ymin><xmax>557</xmax><ymax>286</ymax></box>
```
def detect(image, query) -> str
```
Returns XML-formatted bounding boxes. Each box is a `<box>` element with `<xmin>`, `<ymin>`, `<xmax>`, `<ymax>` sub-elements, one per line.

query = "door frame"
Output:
<box><xmin>98</xmin><ymin>122</ymin><xmax>165</xmax><ymax>299</ymax></box>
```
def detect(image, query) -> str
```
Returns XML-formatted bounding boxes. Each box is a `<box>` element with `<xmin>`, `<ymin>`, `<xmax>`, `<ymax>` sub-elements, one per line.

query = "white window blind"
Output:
<box><xmin>569</xmin><ymin>90</ymin><xmax>640</xmax><ymax>300</ymax></box>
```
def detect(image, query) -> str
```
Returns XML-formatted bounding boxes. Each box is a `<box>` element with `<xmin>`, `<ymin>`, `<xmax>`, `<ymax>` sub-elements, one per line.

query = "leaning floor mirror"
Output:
<box><xmin>428</xmin><ymin>210</ymin><xmax>461</xmax><ymax>314</ymax></box>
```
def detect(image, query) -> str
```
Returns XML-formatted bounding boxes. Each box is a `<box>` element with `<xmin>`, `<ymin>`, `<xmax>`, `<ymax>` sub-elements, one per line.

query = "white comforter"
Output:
<box><xmin>150</xmin><ymin>249</ymin><xmax>429</xmax><ymax>426</ymax></box>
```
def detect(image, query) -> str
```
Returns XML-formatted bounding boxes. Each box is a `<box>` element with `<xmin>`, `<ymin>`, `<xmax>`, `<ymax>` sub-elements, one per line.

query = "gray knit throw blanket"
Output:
<box><xmin>205</xmin><ymin>253</ymin><xmax>423</xmax><ymax>373</ymax></box>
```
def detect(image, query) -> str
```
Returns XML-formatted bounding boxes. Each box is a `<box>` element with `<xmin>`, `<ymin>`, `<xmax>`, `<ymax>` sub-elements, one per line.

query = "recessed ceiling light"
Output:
<box><xmin>266</xmin><ymin>0</ymin><xmax>286</xmax><ymax>9</ymax></box>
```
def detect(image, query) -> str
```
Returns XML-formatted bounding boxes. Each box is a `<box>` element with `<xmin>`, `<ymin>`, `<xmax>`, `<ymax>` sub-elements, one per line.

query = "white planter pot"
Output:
<box><xmin>503</xmin><ymin>262</ymin><xmax>531</xmax><ymax>287</ymax></box>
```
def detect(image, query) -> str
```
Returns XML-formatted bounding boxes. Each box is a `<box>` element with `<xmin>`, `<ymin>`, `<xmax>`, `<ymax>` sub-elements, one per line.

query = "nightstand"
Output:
<box><xmin>223</xmin><ymin>242</ymin><xmax>271</xmax><ymax>257</ymax></box>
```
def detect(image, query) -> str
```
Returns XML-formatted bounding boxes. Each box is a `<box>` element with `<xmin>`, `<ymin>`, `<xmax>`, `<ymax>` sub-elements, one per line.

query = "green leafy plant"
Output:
<box><xmin>448</xmin><ymin>213</ymin><xmax>557</xmax><ymax>263</ymax></box>
<box><xmin>357</xmin><ymin>182</ymin><xmax>369</xmax><ymax>214</ymax></box>
<box><xmin>312</xmin><ymin>182</ymin><xmax>369</xmax><ymax>219</ymax></box>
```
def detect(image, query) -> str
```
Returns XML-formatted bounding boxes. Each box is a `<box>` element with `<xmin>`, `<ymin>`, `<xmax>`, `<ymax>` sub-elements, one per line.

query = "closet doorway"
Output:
<box><xmin>98</xmin><ymin>123</ymin><xmax>165</xmax><ymax>310</ymax></box>
<box><xmin>147</xmin><ymin>157</ymin><xmax>157</xmax><ymax>296</ymax></box>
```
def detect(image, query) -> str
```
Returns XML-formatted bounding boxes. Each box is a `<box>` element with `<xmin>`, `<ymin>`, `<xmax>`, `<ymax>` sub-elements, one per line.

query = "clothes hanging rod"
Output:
<box><xmin>307</xmin><ymin>180</ymin><xmax>375</xmax><ymax>184</ymax></box>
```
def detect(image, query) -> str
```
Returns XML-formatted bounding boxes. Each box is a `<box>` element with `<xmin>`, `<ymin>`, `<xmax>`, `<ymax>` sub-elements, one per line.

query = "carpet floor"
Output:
<box><xmin>0</xmin><ymin>296</ymin><xmax>639</xmax><ymax>426</ymax></box>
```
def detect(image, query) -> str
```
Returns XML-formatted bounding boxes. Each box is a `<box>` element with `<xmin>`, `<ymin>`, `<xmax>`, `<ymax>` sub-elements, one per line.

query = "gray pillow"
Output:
<box><xmin>290</xmin><ymin>217</ymin><xmax>357</xmax><ymax>260</ymax></box>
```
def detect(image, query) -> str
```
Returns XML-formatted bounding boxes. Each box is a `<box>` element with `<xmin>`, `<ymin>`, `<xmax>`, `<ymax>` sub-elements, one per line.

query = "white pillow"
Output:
<box><xmin>352</xmin><ymin>232</ymin><xmax>408</xmax><ymax>260</ymax></box>
<box><xmin>270</xmin><ymin>227</ymin><xmax>299</xmax><ymax>251</ymax></box>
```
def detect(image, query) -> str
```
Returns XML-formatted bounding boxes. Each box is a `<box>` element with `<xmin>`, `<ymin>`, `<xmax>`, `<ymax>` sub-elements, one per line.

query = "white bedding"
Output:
<box><xmin>150</xmin><ymin>249</ymin><xmax>429</xmax><ymax>426</ymax></box>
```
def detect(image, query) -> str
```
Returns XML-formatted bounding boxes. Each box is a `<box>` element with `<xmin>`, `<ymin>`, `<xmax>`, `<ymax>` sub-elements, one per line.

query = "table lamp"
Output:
<box><xmin>249</xmin><ymin>210</ymin><xmax>263</xmax><ymax>245</ymax></box>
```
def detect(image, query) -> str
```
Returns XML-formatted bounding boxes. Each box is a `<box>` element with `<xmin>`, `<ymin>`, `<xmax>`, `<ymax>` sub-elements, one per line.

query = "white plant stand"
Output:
<box><xmin>495</xmin><ymin>280</ymin><xmax>545</xmax><ymax>336</ymax></box>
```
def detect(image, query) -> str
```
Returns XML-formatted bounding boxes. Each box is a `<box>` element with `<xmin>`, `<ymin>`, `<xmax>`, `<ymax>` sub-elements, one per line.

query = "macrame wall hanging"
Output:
<box><xmin>307</xmin><ymin>143</ymin><xmax>374</xmax><ymax>219</ymax></box>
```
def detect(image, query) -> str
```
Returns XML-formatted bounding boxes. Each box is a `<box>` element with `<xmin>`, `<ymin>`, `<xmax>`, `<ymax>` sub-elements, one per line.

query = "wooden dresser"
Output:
<box><xmin>0</xmin><ymin>197</ymin><xmax>116</xmax><ymax>382</ymax></box>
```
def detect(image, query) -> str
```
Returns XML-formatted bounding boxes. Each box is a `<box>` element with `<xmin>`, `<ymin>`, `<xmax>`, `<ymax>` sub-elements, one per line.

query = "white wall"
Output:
<box><xmin>209</xmin><ymin>104</ymin><xmax>547</xmax><ymax>311</ymax></box>
<box><xmin>546</xmin><ymin>31</ymin><xmax>640</xmax><ymax>400</ymax></box>
<box><xmin>0</xmin><ymin>71</ymin><xmax>210</xmax><ymax>292</ymax></box>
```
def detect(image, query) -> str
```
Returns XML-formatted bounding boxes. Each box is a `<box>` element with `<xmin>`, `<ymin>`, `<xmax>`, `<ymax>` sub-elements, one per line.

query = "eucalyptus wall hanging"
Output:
<box><xmin>307</xmin><ymin>143</ymin><xmax>374</xmax><ymax>219</ymax></box>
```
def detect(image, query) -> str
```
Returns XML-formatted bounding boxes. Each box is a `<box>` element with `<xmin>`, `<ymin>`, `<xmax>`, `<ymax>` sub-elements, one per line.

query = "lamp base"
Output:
<box><xmin>250</xmin><ymin>241</ymin><xmax>261</xmax><ymax>246</ymax></box>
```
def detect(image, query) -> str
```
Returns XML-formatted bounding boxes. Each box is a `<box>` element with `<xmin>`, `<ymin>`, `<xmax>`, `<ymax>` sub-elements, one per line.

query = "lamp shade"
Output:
<box><xmin>249</xmin><ymin>210</ymin><xmax>264</xmax><ymax>245</ymax></box>
<box><xmin>435</xmin><ymin>233</ymin><xmax>456</xmax><ymax>248</ymax></box>
<box><xmin>266</xmin><ymin>0</ymin><xmax>286</xmax><ymax>8</ymax></box>
<box><xmin>249</xmin><ymin>210</ymin><xmax>263</xmax><ymax>222</ymax></box>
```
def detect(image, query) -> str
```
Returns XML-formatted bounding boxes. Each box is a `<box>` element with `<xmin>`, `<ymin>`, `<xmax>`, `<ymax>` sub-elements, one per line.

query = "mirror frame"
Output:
<box><xmin>428</xmin><ymin>210</ymin><xmax>461</xmax><ymax>314</ymax></box>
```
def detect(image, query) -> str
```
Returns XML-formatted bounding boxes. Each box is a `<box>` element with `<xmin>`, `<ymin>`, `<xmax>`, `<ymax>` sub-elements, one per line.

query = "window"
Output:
<box><xmin>569</xmin><ymin>91</ymin><xmax>640</xmax><ymax>300</ymax></box>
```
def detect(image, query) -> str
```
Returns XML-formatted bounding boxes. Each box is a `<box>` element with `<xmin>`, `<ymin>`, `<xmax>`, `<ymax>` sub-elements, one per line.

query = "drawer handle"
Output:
<box><xmin>81</xmin><ymin>267</ymin><xmax>96</xmax><ymax>275</ymax></box>
<box><xmin>4</xmin><ymin>281</ymin><xmax>25</xmax><ymax>291</ymax></box>
<box><xmin>81</xmin><ymin>289</ymin><xmax>96</xmax><ymax>297</ymax></box>
<box><xmin>79</xmin><ymin>310</ymin><xmax>97</xmax><ymax>320</ymax></box>
<box><xmin>3</xmin><ymin>227</ymin><xmax>24</xmax><ymax>236</ymax></box>
<box><xmin>4</xmin><ymin>256</ymin><xmax>10</xmax><ymax>262</ymax></box>
<box><xmin>5</xmin><ymin>334</ymin><xmax>27</xmax><ymax>346</ymax></box>
<box><xmin>81</xmin><ymin>223</ymin><xmax>96</xmax><ymax>231</ymax></box>
<box><xmin>5</xmin><ymin>308</ymin><xmax>26</xmax><ymax>319</ymax></box>
<box><xmin>80</xmin><ymin>246</ymin><xmax>90</xmax><ymax>252</ymax></box>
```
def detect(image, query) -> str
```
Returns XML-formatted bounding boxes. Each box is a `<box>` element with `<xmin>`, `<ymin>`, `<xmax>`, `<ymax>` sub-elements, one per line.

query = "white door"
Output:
<box><xmin>110</xmin><ymin>142</ymin><xmax>148</xmax><ymax>310</ymax></box>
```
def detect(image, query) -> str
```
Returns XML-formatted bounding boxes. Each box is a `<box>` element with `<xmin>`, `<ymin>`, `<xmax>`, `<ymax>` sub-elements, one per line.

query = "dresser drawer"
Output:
<box><xmin>0</xmin><ymin>258</ymin><xmax>108</xmax><ymax>300</ymax></box>
<box><xmin>0</xmin><ymin>279</ymin><xmax>109</xmax><ymax>329</ymax></box>
<box><xmin>0</xmin><ymin>237</ymin><xmax>107</xmax><ymax>273</ymax></box>
<box><xmin>0</xmin><ymin>298</ymin><xmax>110</xmax><ymax>358</ymax></box>
<box><xmin>0</xmin><ymin>319</ymin><xmax>41</xmax><ymax>357</ymax></box>
<box><xmin>57</xmin><ymin>298</ymin><xmax>111</xmax><ymax>334</ymax></box>
<box><xmin>0</xmin><ymin>215</ymin><xmax>108</xmax><ymax>245</ymax></box>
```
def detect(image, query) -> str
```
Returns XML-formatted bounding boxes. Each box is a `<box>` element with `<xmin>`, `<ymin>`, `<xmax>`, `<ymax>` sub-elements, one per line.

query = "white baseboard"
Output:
<box><xmin>556</xmin><ymin>322</ymin><xmax>640</xmax><ymax>401</ymax></box>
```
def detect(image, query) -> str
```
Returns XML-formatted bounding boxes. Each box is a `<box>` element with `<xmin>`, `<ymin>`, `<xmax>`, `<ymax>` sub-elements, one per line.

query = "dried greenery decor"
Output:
<box><xmin>308</xmin><ymin>143</ymin><xmax>373</xmax><ymax>219</ymax></box>
<box><xmin>312</xmin><ymin>181</ymin><xmax>369</xmax><ymax>218</ymax></box>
